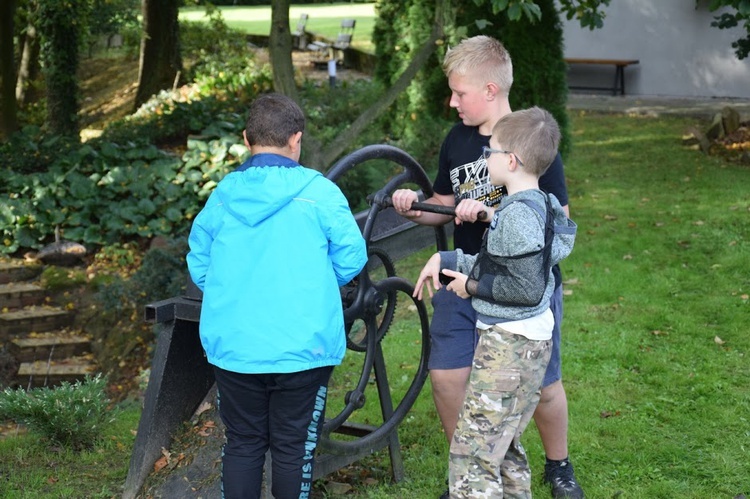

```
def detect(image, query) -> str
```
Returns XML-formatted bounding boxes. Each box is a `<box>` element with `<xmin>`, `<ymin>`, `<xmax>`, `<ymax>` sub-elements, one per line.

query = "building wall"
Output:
<box><xmin>560</xmin><ymin>0</ymin><xmax>750</xmax><ymax>98</ymax></box>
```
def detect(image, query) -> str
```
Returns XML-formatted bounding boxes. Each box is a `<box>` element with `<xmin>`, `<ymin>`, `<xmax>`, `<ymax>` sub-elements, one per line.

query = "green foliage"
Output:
<box><xmin>372</xmin><ymin>0</ymin><xmax>453</xmax><ymax>170</ymax></box>
<box><xmin>707</xmin><ymin>0</ymin><xmax>750</xmax><ymax>59</ymax></box>
<box><xmin>0</xmin><ymin>397</ymin><xmax>140</xmax><ymax>497</ymax></box>
<box><xmin>180</xmin><ymin>5</ymin><xmax>274</xmax><ymax>99</ymax></box>
<box><xmin>555</xmin><ymin>0</ymin><xmax>610</xmax><ymax>29</ymax></box>
<box><xmin>0</xmin><ymin>125</ymin><xmax>81</xmax><ymax>174</ymax></box>
<box><xmin>94</xmin><ymin>238</ymin><xmax>187</xmax><ymax>314</ymax></box>
<box><xmin>0</xmin><ymin>60</ymin><xmax>270</xmax><ymax>255</ymax></box>
<box><xmin>0</xmin><ymin>126</ymin><xmax>236</xmax><ymax>253</ymax></box>
<box><xmin>299</xmin><ymin>79</ymin><xmax>405</xmax><ymax>208</ymax></box>
<box><xmin>87</xmin><ymin>0</ymin><xmax>140</xmax><ymax>40</ymax></box>
<box><xmin>0</xmin><ymin>374</ymin><xmax>113</xmax><ymax>450</ymax></box>
<box><xmin>39</xmin><ymin>266</ymin><xmax>88</xmax><ymax>291</ymax></box>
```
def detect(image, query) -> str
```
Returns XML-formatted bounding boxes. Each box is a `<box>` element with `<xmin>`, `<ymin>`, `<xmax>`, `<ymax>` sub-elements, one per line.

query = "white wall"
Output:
<box><xmin>560</xmin><ymin>0</ymin><xmax>750</xmax><ymax>98</ymax></box>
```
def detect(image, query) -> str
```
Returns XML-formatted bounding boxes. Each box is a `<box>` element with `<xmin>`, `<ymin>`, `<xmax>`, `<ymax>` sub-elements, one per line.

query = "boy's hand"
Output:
<box><xmin>442</xmin><ymin>269</ymin><xmax>469</xmax><ymax>298</ymax></box>
<box><xmin>454</xmin><ymin>198</ymin><xmax>493</xmax><ymax>225</ymax></box>
<box><xmin>391</xmin><ymin>189</ymin><xmax>421</xmax><ymax>218</ymax></box>
<box><xmin>413</xmin><ymin>253</ymin><xmax>442</xmax><ymax>300</ymax></box>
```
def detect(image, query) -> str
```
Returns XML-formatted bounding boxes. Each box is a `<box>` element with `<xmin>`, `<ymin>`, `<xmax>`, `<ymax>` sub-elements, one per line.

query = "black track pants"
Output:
<box><xmin>213</xmin><ymin>365</ymin><xmax>334</xmax><ymax>499</ymax></box>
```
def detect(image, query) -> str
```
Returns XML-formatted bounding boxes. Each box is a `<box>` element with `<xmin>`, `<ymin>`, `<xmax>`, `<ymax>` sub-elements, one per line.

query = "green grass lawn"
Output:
<box><xmin>1</xmin><ymin>112</ymin><xmax>748</xmax><ymax>498</ymax></box>
<box><xmin>321</xmin><ymin>111</ymin><xmax>750</xmax><ymax>498</ymax></box>
<box><xmin>179</xmin><ymin>3</ymin><xmax>377</xmax><ymax>52</ymax></box>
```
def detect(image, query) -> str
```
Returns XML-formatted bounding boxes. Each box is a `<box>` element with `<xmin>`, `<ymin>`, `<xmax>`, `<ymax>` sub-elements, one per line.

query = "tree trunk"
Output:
<box><xmin>1</xmin><ymin>0</ymin><xmax>19</xmax><ymax>137</ymax></box>
<box><xmin>133</xmin><ymin>0</ymin><xmax>183</xmax><ymax>111</ymax></box>
<box><xmin>39</xmin><ymin>0</ymin><xmax>85</xmax><ymax>138</ymax></box>
<box><xmin>269</xmin><ymin>0</ymin><xmax>298</xmax><ymax>102</ymax></box>
<box><xmin>16</xmin><ymin>22</ymin><xmax>41</xmax><ymax>107</ymax></box>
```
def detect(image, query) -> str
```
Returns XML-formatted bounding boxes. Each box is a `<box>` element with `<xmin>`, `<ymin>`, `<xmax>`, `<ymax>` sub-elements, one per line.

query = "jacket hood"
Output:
<box><xmin>215</xmin><ymin>153</ymin><xmax>321</xmax><ymax>227</ymax></box>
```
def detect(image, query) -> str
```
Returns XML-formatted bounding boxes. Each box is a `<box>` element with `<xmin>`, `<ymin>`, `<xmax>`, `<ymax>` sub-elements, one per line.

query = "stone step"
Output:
<box><xmin>16</xmin><ymin>356</ymin><xmax>97</xmax><ymax>389</ymax></box>
<box><xmin>0</xmin><ymin>307</ymin><xmax>74</xmax><ymax>340</ymax></box>
<box><xmin>0</xmin><ymin>261</ymin><xmax>43</xmax><ymax>285</ymax></box>
<box><xmin>0</xmin><ymin>283</ymin><xmax>46</xmax><ymax>310</ymax></box>
<box><xmin>9</xmin><ymin>331</ymin><xmax>92</xmax><ymax>363</ymax></box>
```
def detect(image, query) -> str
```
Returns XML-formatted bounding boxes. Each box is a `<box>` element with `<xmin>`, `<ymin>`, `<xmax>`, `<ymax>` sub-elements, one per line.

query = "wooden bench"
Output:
<box><xmin>564</xmin><ymin>58</ymin><xmax>640</xmax><ymax>96</ymax></box>
<box><xmin>291</xmin><ymin>13</ymin><xmax>309</xmax><ymax>50</ymax></box>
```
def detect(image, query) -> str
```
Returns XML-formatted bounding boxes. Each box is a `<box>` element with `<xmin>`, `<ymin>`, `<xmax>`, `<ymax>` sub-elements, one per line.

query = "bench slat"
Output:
<box><xmin>565</xmin><ymin>58</ymin><xmax>639</xmax><ymax>66</ymax></box>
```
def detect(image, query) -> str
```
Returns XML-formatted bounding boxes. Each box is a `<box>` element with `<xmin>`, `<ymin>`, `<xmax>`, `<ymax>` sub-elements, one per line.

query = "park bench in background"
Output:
<box><xmin>565</xmin><ymin>58</ymin><xmax>640</xmax><ymax>96</ymax></box>
<box><xmin>291</xmin><ymin>13</ymin><xmax>309</xmax><ymax>50</ymax></box>
<box><xmin>308</xmin><ymin>18</ymin><xmax>356</xmax><ymax>64</ymax></box>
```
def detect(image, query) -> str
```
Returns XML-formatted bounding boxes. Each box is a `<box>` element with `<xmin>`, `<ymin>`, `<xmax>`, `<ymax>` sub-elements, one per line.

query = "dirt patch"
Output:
<box><xmin>78</xmin><ymin>55</ymin><xmax>140</xmax><ymax>131</ymax></box>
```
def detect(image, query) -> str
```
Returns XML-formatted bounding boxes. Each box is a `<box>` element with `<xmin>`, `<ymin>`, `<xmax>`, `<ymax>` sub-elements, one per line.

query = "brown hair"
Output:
<box><xmin>493</xmin><ymin>106</ymin><xmax>560</xmax><ymax>176</ymax></box>
<box><xmin>245</xmin><ymin>93</ymin><xmax>305</xmax><ymax>147</ymax></box>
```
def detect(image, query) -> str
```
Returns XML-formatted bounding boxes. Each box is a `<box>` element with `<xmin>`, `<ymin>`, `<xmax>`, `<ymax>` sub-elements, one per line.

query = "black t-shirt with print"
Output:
<box><xmin>433</xmin><ymin>121</ymin><xmax>569</xmax><ymax>256</ymax></box>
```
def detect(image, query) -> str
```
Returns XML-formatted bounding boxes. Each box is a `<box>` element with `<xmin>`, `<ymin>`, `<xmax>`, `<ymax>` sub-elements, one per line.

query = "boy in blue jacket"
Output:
<box><xmin>187</xmin><ymin>93</ymin><xmax>368</xmax><ymax>499</ymax></box>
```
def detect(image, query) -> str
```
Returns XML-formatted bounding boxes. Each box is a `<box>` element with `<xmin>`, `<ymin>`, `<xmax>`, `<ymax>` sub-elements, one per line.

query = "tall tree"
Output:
<box><xmin>133</xmin><ymin>0</ymin><xmax>182</xmax><ymax>111</ymax></box>
<box><xmin>269</xmin><ymin>0</ymin><xmax>298</xmax><ymax>102</ymax></box>
<box><xmin>16</xmin><ymin>19</ymin><xmax>41</xmax><ymax>107</ymax></box>
<box><xmin>1</xmin><ymin>0</ymin><xmax>19</xmax><ymax>137</ymax></box>
<box><xmin>38</xmin><ymin>0</ymin><xmax>89</xmax><ymax>138</ymax></box>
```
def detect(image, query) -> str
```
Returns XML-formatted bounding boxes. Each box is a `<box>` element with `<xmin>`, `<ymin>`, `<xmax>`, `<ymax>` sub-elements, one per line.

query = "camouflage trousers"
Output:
<box><xmin>449</xmin><ymin>326</ymin><xmax>551</xmax><ymax>498</ymax></box>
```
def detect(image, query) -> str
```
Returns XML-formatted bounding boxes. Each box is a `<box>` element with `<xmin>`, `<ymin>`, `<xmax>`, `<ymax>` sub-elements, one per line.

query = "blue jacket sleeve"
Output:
<box><xmin>322</xmin><ymin>186</ymin><xmax>368</xmax><ymax>286</ymax></box>
<box><xmin>186</xmin><ymin>193</ymin><xmax>221</xmax><ymax>291</ymax></box>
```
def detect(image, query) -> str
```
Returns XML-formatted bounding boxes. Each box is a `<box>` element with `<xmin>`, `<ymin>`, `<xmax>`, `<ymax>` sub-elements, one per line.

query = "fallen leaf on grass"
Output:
<box><xmin>714</xmin><ymin>336</ymin><xmax>725</xmax><ymax>345</ymax></box>
<box><xmin>651</xmin><ymin>330</ymin><xmax>668</xmax><ymax>336</ymax></box>
<box><xmin>153</xmin><ymin>456</ymin><xmax>168</xmax><ymax>473</ymax></box>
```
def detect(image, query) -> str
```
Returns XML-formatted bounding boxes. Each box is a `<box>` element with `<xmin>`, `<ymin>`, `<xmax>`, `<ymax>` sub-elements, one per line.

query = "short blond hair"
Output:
<box><xmin>442</xmin><ymin>35</ymin><xmax>513</xmax><ymax>94</ymax></box>
<box><xmin>493</xmin><ymin>107</ymin><xmax>560</xmax><ymax>176</ymax></box>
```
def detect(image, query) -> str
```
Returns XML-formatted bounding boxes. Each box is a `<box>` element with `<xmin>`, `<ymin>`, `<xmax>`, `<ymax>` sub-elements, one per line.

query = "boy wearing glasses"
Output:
<box><xmin>390</xmin><ymin>36</ymin><xmax>583</xmax><ymax>499</ymax></box>
<box><xmin>413</xmin><ymin>106</ymin><xmax>577</xmax><ymax>498</ymax></box>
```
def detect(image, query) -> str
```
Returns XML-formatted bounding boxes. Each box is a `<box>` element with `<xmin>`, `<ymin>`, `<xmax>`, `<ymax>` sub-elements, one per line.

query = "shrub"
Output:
<box><xmin>0</xmin><ymin>374</ymin><xmax>113</xmax><ymax>450</ymax></box>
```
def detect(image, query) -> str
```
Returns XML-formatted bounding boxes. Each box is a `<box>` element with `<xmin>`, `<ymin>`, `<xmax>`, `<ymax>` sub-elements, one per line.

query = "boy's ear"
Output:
<box><xmin>243</xmin><ymin>130</ymin><xmax>251</xmax><ymax>149</ymax></box>
<box><xmin>485</xmin><ymin>81</ymin><xmax>500</xmax><ymax>100</ymax></box>
<box><xmin>288</xmin><ymin>131</ymin><xmax>303</xmax><ymax>152</ymax></box>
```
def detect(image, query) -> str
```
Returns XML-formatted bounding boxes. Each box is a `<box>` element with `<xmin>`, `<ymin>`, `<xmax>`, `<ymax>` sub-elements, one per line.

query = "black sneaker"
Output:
<box><xmin>439</xmin><ymin>489</ymin><xmax>449</xmax><ymax>499</ymax></box>
<box><xmin>543</xmin><ymin>458</ymin><xmax>584</xmax><ymax>499</ymax></box>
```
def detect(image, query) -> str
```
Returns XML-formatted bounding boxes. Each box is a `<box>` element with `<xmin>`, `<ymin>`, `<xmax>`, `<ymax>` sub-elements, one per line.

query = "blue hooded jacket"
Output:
<box><xmin>187</xmin><ymin>153</ymin><xmax>367</xmax><ymax>374</ymax></box>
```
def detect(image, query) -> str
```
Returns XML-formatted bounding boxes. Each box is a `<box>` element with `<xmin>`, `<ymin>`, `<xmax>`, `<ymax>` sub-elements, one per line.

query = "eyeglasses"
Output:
<box><xmin>482</xmin><ymin>146</ymin><xmax>524</xmax><ymax>167</ymax></box>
